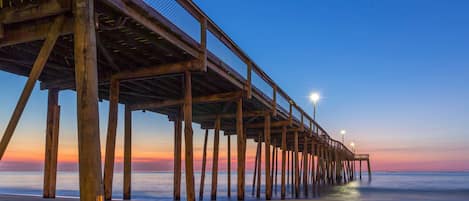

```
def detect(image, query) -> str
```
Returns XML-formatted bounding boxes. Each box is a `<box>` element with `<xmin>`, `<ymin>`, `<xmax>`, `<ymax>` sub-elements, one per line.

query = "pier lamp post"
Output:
<box><xmin>350</xmin><ymin>142</ymin><xmax>356</xmax><ymax>153</ymax></box>
<box><xmin>340</xmin><ymin>129</ymin><xmax>346</xmax><ymax>144</ymax></box>
<box><xmin>309</xmin><ymin>92</ymin><xmax>320</xmax><ymax>120</ymax></box>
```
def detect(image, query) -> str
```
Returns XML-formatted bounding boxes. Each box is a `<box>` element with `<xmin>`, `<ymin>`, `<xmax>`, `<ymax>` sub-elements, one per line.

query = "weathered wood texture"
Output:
<box><xmin>43</xmin><ymin>89</ymin><xmax>60</xmax><ymax>198</ymax></box>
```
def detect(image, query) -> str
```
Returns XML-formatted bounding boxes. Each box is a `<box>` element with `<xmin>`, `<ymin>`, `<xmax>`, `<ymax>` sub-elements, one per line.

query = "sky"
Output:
<box><xmin>0</xmin><ymin>0</ymin><xmax>468</xmax><ymax>172</ymax></box>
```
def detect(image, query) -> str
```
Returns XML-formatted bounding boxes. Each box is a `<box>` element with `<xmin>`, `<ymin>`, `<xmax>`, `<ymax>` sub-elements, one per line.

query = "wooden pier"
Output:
<box><xmin>0</xmin><ymin>0</ymin><xmax>370</xmax><ymax>200</ymax></box>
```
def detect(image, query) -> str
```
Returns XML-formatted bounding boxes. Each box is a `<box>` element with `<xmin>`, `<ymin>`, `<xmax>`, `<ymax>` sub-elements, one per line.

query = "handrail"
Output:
<box><xmin>146</xmin><ymin>0</ymin><xmax>353</xmax><ymax>154</ymax></box>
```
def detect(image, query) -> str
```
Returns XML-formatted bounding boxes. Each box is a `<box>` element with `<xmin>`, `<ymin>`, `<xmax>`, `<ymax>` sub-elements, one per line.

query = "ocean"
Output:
<box><xmin>0</xmin><ymin>171</ymin><xmax>468</xmax><ymax>201</ymax></box>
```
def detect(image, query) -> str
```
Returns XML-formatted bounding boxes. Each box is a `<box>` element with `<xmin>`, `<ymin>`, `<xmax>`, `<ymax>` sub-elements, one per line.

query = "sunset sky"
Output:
<box><xmin>1</xmin><ymin>0</ymin><xmax>468</xmax><ymax>172</ymax></box>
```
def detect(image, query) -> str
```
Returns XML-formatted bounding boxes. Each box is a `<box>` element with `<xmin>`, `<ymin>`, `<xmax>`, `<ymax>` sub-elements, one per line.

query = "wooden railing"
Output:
<box><xmin>138</xmin><ymin>0</ymin><xmax>354</xmax><ymax>154</ymax></box>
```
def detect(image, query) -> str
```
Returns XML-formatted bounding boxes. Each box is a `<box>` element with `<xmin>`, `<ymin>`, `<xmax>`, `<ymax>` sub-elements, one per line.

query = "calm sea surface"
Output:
<box><xmin>0</xmin><ymin>171</ymin><xmax>468</xmax><ymax>201</ymax></box>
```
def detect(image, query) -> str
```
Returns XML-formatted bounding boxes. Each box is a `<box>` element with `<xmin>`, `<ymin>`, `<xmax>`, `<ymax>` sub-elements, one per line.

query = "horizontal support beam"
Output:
<box><xmin>112</xmin><ymin>60</ymin><xmax>201</xmax><ymax>81</ymax></box>
<box><xmin>0</xmin><ymin>0</ymin><xmax>71</xmax><ymax>24</ymax></box>
<box><xmin>0</xmin><ymin>17</ymin><xmax>73</xmax><ymax>48</ymax></box>
<box><xmin>130</xmin><ymin>91</ymin><xmax>242</xmax><ymax>111</ymax></box>
<box><xmin>193</xmin><ymin>110</ymin><xmax>268</xmax><ymax>121</ymax></box>
<box><xmin>246</xmin><ymin>120</ymin><xmax>290</xmax><ymax>129</ymax></box>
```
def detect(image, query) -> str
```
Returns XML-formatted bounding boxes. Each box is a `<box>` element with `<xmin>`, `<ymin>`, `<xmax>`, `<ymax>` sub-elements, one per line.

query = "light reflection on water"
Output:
<box><xmin>0</xmin><ymin>171</ymin><xmax>468</xmax><ymax>201</ymax></box>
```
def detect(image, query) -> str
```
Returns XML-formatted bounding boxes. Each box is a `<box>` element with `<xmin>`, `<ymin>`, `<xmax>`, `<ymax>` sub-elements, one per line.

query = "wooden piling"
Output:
<box><xmin>211</xmin><ymin>117</ymin><xmax>221</xmax><ymax>200</ymax></box>
<box><xmin>264</xmin><ymin>113</ymin><xmax>272</xmax><ymax>200</ymax></box>
<box><xmin>236</xmin><ymin>97</ymin><xmax>245</xmax><ymax>200</ymax></box>
<box><xmin>103</xmin><ymin>79</ymin><xmax>119</xmax><ymax>200</ymax></box>
<box><xmin>183</xmin><ymin>71</ymin><xmax>195</xmax><ymax>201</ymax></box>
<box><xmin>73</xmin><ymin>0</ymin><xmax>104</xmax><ymax>199</ymax></box>
<box><xmin>294</xmin><ymin>131</ymin><xmax>299</xmax><ymax>198</ymax></box>
<box><xmin>175</xmin><ymin>110</ymin><xmax>183</xmax><ymax>200</ymax></box>
<box><xmin>367</xmin><ymin>159</ymin><xmax>372</xmax><ymax>180</ymax></box>
<box><xmin>274</xmin><ymin>144</ymin><xmax>278</xmax><ymax>194</ymax></box>
<box><xmin>256</xmin><ymin>134</ymin><xmax>262</xmax><ymax>198</ymax></box>
<box><xmin>43</xmin><ymin>89</ymin><xmax>60</xmax><ymax>198</ymax></box>
<box><xmin>199</xmin><ymin>129</ymin><xmax>208</xmax><ymax>200</ymax></box>
<box><xmin>123</xmin><ymin>106</ymin><xmax>132</xmax><ymax>200</ymax></box>
<box><xmin>281</xmin><ymin>126</ymin><xmax>286</xmax><ymax>199</ymax></box>
<box><xmin>252</xmin><ymin>139</ymin><xmax>260</xmax><ymax>196</ymax></box>
<box><xmin>227</xmin><ymin>133</ymin><xmax>231</xmax><ymax>197</ymax></box>
<box><xmin>359</xmin><ymin>160</ymin><xmax>362</xmax><ymax>180</ymax></box>
<box><xmin>303</xmin><ymin>135</ymin><xmax>308</xmax><ymax>197</ymax></box>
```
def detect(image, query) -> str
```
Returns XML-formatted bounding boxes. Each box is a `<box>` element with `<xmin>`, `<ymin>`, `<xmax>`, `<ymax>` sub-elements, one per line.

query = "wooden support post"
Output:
<box><xmin>290</xmin><ymin>150</ymin><xmax>295</xmax><ymax>197</ymax></box>
<box><xmin>280</xmin><ymin>126</ymin><xmax>287</xmax><ymax>200</ymax></box>
<box><xmin>73</xmin><ymin>0</ymin><xmax>104</xmax><ymax>198</ymax></box>
<box><xmin>199</xmin><ymin>17</ymin><xmax>207</xmax><ymax>71</ymax></box>
<box><xmin>104</xmin><ymin>79</ymin><xmax>119</xmax><ymax>200</ymax></box>
<box><xmin>0</xmin><ymin>16</ymin><xmax>64</xmax><ymax>159</ymax></box>
<box><xmin>252</xmin><ymin>139</ymin><xmax>260</xmax><ymax>196</ymax></box>
<box><xmin>264</xmin><ymin>113</ymin><xmax>272</xmax><ymax>200</ymax></box>
<box><xmin>199</xmin><ymin>129</ymin><xmax>208</xmax><ymax>200</ymax></box>
<box><xmin>359</xmin><ymin>160</ymin><xmax>362</xmax><ymax>180</ymax></box>
<box><xmin>184</xmin><ymin>71</ymin><xmax>195</xmax><ymax>201</ymax></box>
<box><xmin>303</xmin><ymin>135</ymin><xmax>308</xmax><ymax>197</ymax></box>
<box><xmin>43</xmin><ymin>89</ymin><xmax>60</xmax><ymax>198</ymax></box>
<box><xmin>227</xmin><ymin>134</ymin><xmax>231</xmax><ymax>197</ymax></box>
<box><xmin>175</xmin><ymin>111</ymin><xmax>183</xmax><ymax>200</ymax></box>
<box><xmin>236</xmin><ymin>97</ymin><xmax>245</xmax><ymax>200</ymax></box>
<box><xmin>311</xmin><ymin>140</ymin><xmax>316</xmax><ymax>197</ymax></box>
<box><xmin>256</xmin><ymin>134</ymin><xmax>262</xmax><ymax>198</ymax></box>
<box><xmin>123</xmin><ymin>106</ymin><xmax>132</xmax><ymax>200</ymax></box>
<box><xmin>270</xmin><ymin>139</ymin><xmax>276</xmax><ymax>193</ymax></box>
<box><xmin>287</xmin><ymin>150</ymin><xmax>290</xmax><ymax>193</ymax></box>
<box><xmin>274</xmin><ymin>144</ymin><xmax>278</xmax><ymax>194</ymax></box>
<box><xmin>211</xmin><ymin>117</ymin><xmax>221</xmax><ymax>200</ymax></box>
<box><xmin>367</xmin><ymin>159</ymin><xmax>372</xmax><ymax>180</ymax></box>
<box><xmin>246</xmin><ymin>62</ymin><xmax>252</xmax><ymax>99</ymax></box>
<box><xmin>294</xmin><ymin>131</ymin><xmax>299</xmax><ymax>198</ymax></box>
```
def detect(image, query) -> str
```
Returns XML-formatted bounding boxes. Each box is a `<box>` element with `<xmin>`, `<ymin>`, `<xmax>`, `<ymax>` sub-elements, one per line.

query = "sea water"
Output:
<box><xmin>0</xmin><ymin>171</ymin><xmax>468</xmax><ymax>201</ymax></box>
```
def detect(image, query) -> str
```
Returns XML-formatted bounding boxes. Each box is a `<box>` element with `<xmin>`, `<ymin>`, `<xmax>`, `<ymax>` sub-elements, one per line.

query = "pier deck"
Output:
<box><xmin>0</xmin><ymin>0</ymin><xmax>370</xmax><ymax>200</ymax></box>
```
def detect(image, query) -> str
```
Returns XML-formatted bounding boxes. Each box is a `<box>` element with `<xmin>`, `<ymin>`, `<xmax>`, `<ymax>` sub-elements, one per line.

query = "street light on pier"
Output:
<box><xmin>340</xmin><ymin>129</ymin><xmax>346</xmax><ymax>144</ymax></box>
<box><xmin>309</xmin><ymin>92</ymin><xmax>320</xmax><ymax>120</ymax></box>
<box><xmin>350</xmin><ymin>142</ymin><xmax>356</xmax><ymax>153</ymax></box>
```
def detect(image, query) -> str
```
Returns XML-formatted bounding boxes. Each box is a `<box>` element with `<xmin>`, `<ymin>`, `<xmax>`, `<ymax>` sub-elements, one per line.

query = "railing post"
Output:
<box><xmin>246</xmin><ymin>62</ymin><xmax>252</xmax><ymax>99</ymax></box>
<box><xmin>272</xmin><ymin>87</ymin><xmax>277</xmax><ymax>116</ymax></box>
<box><xmin>199</xmin><ymin>17</ymin><xmax>207</xmax><ymax>71</ymax></box>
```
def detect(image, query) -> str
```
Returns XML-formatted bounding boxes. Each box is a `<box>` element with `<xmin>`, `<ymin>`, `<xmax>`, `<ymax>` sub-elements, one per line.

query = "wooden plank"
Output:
<box><xmin>0</xmin><ymin>16</ymin><xmax>64</xmax><ymax>159</ymax></box>
<box><xmin>236</xmin><ymin>97</ymin><xmax>245</xmax><ymax>200</ymax></box>
<box><xmin>43</xmin><ymin>89</ymin><xmax>60</xmax><ymax>198</ymax></box>
<box><xmin>174</xmin><ymin>111</ymin><xmax>182</xmax><ymax>200</ymax></box>
<box><xmin>280</xmin><ymin>126</ymin><xmax>287</xmax><ymax>200</ymax></box>
<box><xmin>123</xmin><ymin>106</ymin><xmax>132</xmax><ymax>200</ymax></box>
<box><xmin>73</xmin><ymin>0</ymin><xmax>104</xmax><ymax>199</ymax></box>
<box><xmin>199</xmin><ymin>129</ymin><xmax>208</xmax><ymax>200</ymax></box>
<box><xmin>183</xmin><ymin>71</ymin><xmax>195</xmax><ymax>201</ymax></box>
<box><xmin>211</xmin><ymin>116</ymin><xmax>220</xmax><ymax>200</ymax></box>
<box><xmin>102</xmin><ymin>0</ymin><xmax>199</xmax><ymax>56</ymax></box>
<box><xmin>0</xmin><ymin>0</ymin><xmax>71</xmax><ymax>24</ymax></box>
<box><xmin>0</xmin><ymin>17</ymin><xmax>73</xmax><ymax>48</ymax></box>
<box><xmin>264</xmin><ymin>113</ymin><xmax>271</xmax><ymax>200</ymax></box>
<box><xmin>103</xmin><ymin>79</ymin><xmax>120</xmax><ymax>200</ymax></box>
<box><xmin>130</xmin><ymin>91</ymin><xmax>242</xmax><ymax>111</ymax></box>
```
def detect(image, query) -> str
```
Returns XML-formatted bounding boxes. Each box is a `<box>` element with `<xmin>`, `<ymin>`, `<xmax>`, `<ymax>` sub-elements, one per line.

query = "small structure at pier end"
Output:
<box><xmin>0</xmin><ymin>0</ymin><xmax>370</xmax><ymax>200</ymax></box>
